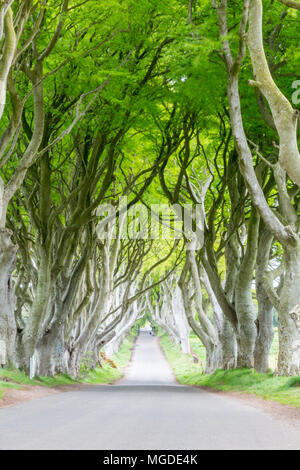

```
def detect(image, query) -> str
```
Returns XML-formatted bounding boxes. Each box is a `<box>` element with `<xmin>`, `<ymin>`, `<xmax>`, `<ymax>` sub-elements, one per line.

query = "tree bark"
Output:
<box><xmin>247</xmin><ymin>0</ymin><xmax>300</xmax><ymax>188</ymax></box>
<box><xmin>34</xmin><ymin>321</ymin><xmax>66</xmax><ymax>376</ymax></box>
<box><xmin>21</xmin><ymin>248</ymin><xmax>52</xmax><ymax>363</ymax></box>
<box><xmin>221</xmin><ymin>319</ymin><xmax>237</xmax><ymax>369</ymax></box>
<box><xmin>179</xmin><ymin>254</ymin><xmax>220</xmax><ymax>374</ymax></box>
<box><xmin>277</xmin><ymin>245</ymin><xmax>300</xmax><ymax>375</ymax></box>
<box><xmin>235</xmin><ymin>208</ymin><xmax>260</xmax><ymax>368</ymax></box>
<box><xmin>0</xmin><ymin>228</ymin><xmax>17</xmax><ymax>366</ymax></box>
<box><xmin>0</xmin><ymin>7</ymin><xmax>16</xmax><ymax>120</ymax></box>
<box><xmin>254</xmin><ymin>228</ymin><xmax>274</xmax><ymax>372</ymax></box>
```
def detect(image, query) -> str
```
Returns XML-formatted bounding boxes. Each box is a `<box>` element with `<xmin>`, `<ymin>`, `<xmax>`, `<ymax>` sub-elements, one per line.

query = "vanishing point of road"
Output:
<box><xmin>0</xmin><ymin>331</ymin><xmax>299</xmax><ymax>450</ymax></box>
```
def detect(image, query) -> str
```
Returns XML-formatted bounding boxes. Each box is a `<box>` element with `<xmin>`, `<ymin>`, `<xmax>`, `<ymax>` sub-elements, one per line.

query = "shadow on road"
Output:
<box><xmin>83</xmin><ymin>384</ymin><xmax>194</xmax><ymax>393</ymax></box>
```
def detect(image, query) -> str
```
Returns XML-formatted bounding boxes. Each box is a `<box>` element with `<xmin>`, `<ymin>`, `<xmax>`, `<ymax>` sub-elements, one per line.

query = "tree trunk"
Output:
<box><xmin>235</xmin><ymin>210</ymin><xmax>260</xmax><ymax>368</ymax></box>
<box><xmin>22</xmin><ymin>248</ymin><xmax>52</xmax><ymax>364</ymax></box>
<box><xmin>247</xmin><ymin>0</ymin><xmax>300</xmax><ymax>188</ymax></box>
<box><xmin>221</xmin><ymin>319</ymin><xmax>237</xmax><ymax>369</ymax></box>
<box><xmin>205</xmin><ymin>342</ymin><xmax>223</xmax><ymax>374</ymax></box>
<box><xmin>179</xmin><ymin>257</ymin><xmax>220</xmax><ymax>374</ymax></box>
<box><xmin>222</xmin><ymin>233</ymin><xmax>239</xmax><ymax>369</ymax></box>
<box><xmin>34</xmin><ymin>321</ymin><xmax>66</xmax><ymax>377</ymax></box>
<box><xmin>277</xmin><ymin>245</ymin><xmax>300</xmax><ymax>376</ymax></box>
<box><xmin>254</xmin><ymin>229</ymin><xmax>274</xmax><ymax>373</ymax></box>
<box><xmin>0</xmin><ymin>228</ymin><xmax>17</xmax><ymax>366</ymax></box>
<box><xmin>170</xmin><ymin>284</ymin><xmax>190</xmax><ymax>353</ymax></box>
<box><xmin>254</xmin><ymin>293</ymin><xmax>274</xmax><ymax>373</ymax></box>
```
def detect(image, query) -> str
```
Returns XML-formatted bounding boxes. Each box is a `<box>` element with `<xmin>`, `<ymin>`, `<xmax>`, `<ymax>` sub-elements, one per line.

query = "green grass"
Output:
<box><xmin>0</xmin><ymin>369</ymin><xmax>77</xmax><ymax>399</ymax></box>
<box><xmin>0</xmin><ymin>332</ymin><xmax>136</xmax><ymax>399</ymax></box>
<box><xmin>159</xmin><ymin>333</ymin><xmax>207</xmax><ymax>383</ymax></box>
<box><xmin>160</xmin><ymin>334</ymin><xmax>300</xmax><ymax>408</ymax></box>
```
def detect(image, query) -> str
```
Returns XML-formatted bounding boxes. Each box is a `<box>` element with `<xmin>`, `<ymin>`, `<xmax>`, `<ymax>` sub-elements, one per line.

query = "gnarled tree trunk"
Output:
<box><xmin>34</xmin><ymin>321</ymin><xmax>66</xmax><ymax>377</ymax></box>
<box><xmin>277</xmin><ymin>245</ymin><xmax>300</xmax><ymax>376</ymax></box>
<box><xmin>235</xmin><ymin>209</ymin><xmax>260</xmax><ymax>368</ymax></box>
<box><xmin>221</xmin><ymin>319</ymin><xmax>237</xmax><ymax>370</ymax></box>
<box><xmin>254</xmin><ymin>228</ymin><xmax>274</xmax><ymax>372</ymax></box>
<box><xmin>0</xmin><ymin>228</ymin><xmax>17</xmax><ymax>366</ymax></box>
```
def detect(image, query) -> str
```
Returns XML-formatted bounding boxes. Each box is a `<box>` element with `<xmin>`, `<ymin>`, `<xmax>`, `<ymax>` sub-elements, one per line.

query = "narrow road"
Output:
<box><xmin>0</xmin><ymin>331</ymin><xmax>299</xmax><ymax>450</ymax></box>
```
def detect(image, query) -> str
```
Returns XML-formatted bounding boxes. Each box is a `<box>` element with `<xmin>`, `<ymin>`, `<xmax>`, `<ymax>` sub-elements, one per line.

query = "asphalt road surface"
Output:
<box><xmin>0</xmin><ymin>331</ymin><xmax>300</xmax><ymax>450</ymax></box>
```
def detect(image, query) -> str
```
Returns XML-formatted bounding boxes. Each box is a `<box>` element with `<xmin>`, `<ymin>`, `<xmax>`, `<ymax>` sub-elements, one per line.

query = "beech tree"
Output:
<box><xmin>215</xmin><ymin>0</ymin><xmax>300</xmax><ymax>375</ymax></box>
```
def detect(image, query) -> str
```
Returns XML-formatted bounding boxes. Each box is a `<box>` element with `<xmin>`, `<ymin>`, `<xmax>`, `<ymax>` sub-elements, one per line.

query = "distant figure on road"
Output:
<box><xmin>150</xmin><ymin>325</ymin><xmax>156</xmax><ymax>336</ymax></box>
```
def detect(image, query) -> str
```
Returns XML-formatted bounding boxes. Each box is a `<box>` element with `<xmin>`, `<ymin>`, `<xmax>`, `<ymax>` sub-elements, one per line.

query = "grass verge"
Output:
<box><xmin>0</xmin><ymin>331</ymin><xmax>136</xmax><ymax>399</ymax></box>
<box><xmin>160</xmin><ymin>334</ymin><xmax>300</xmax><ymax>408</ymax></box>
<box><xmin>80</xmin><ymin>332</ymin><xmax>136</xmax><ymax>385</ymax></box>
